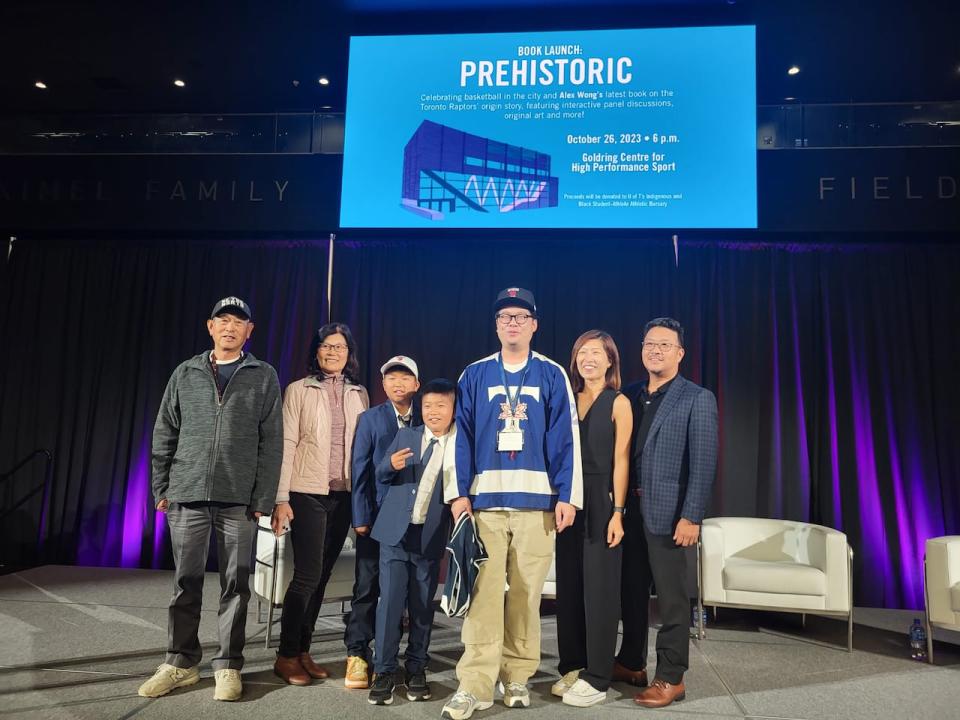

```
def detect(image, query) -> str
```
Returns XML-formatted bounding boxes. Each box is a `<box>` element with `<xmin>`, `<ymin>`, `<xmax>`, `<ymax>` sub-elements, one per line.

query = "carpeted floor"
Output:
<box><xmin>0</xmin><ymin>566</ymin><xmax>957</xmax><ymax>720</ymax></box>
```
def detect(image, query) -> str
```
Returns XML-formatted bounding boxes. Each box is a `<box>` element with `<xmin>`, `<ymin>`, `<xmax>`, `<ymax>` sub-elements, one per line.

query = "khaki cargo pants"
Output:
<box><xmin>456</xmin><ymin>509</ymin><xmax>556</xmax><ymax>701</ymax></box>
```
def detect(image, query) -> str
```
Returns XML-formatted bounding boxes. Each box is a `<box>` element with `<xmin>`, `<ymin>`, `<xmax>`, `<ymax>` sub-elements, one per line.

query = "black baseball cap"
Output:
<box><xmin>493</xmin><ymin>287</ymin><xmax>536</xmax><ymax>315</ymax></box>
<box><xmin>210</xmin><ymin>296</ymin><xmax>252</xmax><ymax>321</ymax></box>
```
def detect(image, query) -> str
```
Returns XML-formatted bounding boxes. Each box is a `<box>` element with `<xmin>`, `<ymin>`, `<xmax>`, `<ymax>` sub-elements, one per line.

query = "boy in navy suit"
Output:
<box><xmin>345</xmin><ymin>356</ymin><xmax>421</xmax><ymax>688</ymax></box>
<box><xmin>367</xmin><ymin>379</ymin><xmax>459</xmax><ymax>706</ymax></box>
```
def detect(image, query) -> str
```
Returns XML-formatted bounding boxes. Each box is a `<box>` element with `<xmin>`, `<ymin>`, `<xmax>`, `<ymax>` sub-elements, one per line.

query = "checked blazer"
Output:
<box><xmin>624</xmin><ymin>374</ymin><xmax>718</xmax><ymax>536</ymax></box>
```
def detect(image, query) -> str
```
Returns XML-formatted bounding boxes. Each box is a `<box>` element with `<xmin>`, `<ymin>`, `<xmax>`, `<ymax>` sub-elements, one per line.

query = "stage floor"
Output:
<box><xmin>0</xmin><ymin>565</ymin><xmax>957</xmax><ymax>719</ymax></box>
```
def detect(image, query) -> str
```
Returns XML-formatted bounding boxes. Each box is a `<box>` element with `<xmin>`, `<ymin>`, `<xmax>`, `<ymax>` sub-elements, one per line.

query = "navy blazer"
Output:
<box><xmin>350</xmin><ymin>400</ymin><xmax>421</xmax><ymax>529</ymax></box>
<box><xmin>624</xmin><ymin>375</ymin><xmax>718</xmax><ymax>536</ymax></box>
<box><xmin>371</xmin><ymin>426</ymin><xmax>452</xmax><ymax>560</ymax></box>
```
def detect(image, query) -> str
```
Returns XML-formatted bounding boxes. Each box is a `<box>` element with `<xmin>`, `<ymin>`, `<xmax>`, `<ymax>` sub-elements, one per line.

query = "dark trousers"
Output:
<box><xmin>343</xmin><ymin>531</ymin><xmax>380</xmax><ymax>660</ymax></box>
<box><xmin>278</xmin><ymin>491</ymin><xmax>352</xmax><ymax>658</ymax></box>
<box><xmin>555</xmin><ymin>473</ymin><xmax>622</xmax><ymax>691</ymax></box>
<box><xmin>165</xmin><ymin>502</ymin><xmax>255</xmax><ymax>671</ymax></box>
<box><xmin>374</xmin><ymin>524</ymin><xmax>441</xmax><ymax>675</ymax></box>
<box><xmin>617</xmin><ymin>492</ymin><xmax>689</xmax><ymax>684</ymax></box>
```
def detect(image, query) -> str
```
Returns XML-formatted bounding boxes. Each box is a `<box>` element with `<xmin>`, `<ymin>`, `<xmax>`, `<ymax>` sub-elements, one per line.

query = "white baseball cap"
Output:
<box><xmin>380</xmin><ymin>355</ymin><xmax>419</xmax><ymax>380</ymax></box>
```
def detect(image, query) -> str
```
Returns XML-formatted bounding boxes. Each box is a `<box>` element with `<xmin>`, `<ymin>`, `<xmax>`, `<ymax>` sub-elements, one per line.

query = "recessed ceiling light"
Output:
<box><xmin>784</xmin><ymin>96</ymin><xmax>796</xmax><ymax>101</ymax></box>
<box><xmin>321</xmin><ymin>105</ymin><xmax>332</xmax><ymax>109</ymax></box>
<box><xmin>173</xmin><ymin>79</ymin><xmax>186</xmax><ymax>88</ymax></box>
<box><xmin>787</xmin><ymin>65</ymin><xmax>800</xmax><ymax>76</ymax></box>
<box><xmin>318</xmin><ymin>76</ymin><xmax>330</xmax><ymax>86</ymax></box>
<box><xmin>35</xmin><ymin>81</ymin><xmax>47</xmax><ymax>89</ymax></box>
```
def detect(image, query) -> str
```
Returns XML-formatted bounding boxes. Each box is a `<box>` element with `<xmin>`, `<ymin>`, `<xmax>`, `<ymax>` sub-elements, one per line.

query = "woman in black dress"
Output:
<box><xmin>553</xmin><ymin>329</ymin><xmax>632</xmax><ymax>707</ymax></box>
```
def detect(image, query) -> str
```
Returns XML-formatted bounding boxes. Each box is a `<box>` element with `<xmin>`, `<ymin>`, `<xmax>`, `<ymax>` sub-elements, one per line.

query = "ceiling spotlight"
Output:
<box><xmin>35</xmin><ymin>81</ymin><xmax>47</xmax><ymax>89</ymax></box>
<box><xmin>173</xmin><ymin>79</ymin><xmax>185</xmax><ymax>87</ymax></box>
<box><xmin>292</xmin><ymin>79</ymin><xmax>300</xmax><ymax>87</ymax></box>
<box><xmin>318</xmin><ymin>76</ymin><xmax>330</xmax><ymax>86</ymax></box>
<box><xmin>787</xmin><ymin>65</ymin><xmax>800</xmax><ymax>76</ymax></box>
<box><xmin>784</xmin><ymin>96</ymin><xmax>796</xmax><ymax>101</ymax></box>
<box><xmin>320</xmin><ymin>105</ymin><xmax>332</xmax><ymax>109</ymax></box>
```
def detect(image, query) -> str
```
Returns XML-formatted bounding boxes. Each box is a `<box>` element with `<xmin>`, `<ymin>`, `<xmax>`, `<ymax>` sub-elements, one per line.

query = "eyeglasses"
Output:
<box><xmin>319</xmin><ymin>343</ymin><xmax>349</xmax><ymax>353</ymax></box>
<box><xmin>496</xmin><ymin>312</ymin><xmax>535</xmax><ymax>326</ymax></box>
<box><xmin>643</xmin><ymin>341</ymin><xmax>679</xmax><ymax>353</ymax></box>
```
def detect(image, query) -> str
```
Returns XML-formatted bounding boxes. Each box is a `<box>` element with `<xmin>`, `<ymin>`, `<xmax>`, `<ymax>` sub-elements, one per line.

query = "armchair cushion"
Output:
<box><xmin>723</xmin><ymin>557</ymin><xmax>826</xmax><ymax>596</ymax></box>
<box><xmin>951</xmin><ymin>583</ymin><xmax>960</xmax><ymax>613</ymax></box>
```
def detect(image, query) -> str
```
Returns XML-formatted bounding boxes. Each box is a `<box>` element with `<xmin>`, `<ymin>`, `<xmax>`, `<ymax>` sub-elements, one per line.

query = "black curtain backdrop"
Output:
<box><xmin>1</xmin><ymin>235</ymin><xmax>958</xmax><ymax>609</ymax></box>
<box><xmin>0</xmin><ymin>238</ymin><xmax>329</xmax><ymax>570</ymax></box>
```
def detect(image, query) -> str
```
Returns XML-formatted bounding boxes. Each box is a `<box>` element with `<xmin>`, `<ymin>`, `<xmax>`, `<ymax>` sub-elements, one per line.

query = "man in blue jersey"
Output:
<box><xmin>441</xmin><ymin>287</ymin><xmax>583</xmax><ymax>720</ymax></box>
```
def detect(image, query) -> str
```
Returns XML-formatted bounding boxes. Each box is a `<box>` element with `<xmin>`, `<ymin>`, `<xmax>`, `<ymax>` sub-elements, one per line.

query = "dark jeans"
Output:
<box><xmin>278</xmin><ymin>491</ymin><xmax>352</xmax><ymax>658</ymax></box>
<box><xmin>374</xmin><ymin>524</ymin><xmax>441</xmax><ymax>675</ymax></box>
<box><xmin>343</xmin><ymin>531</ymin><xmax>380</xmax><ymax>660</ymax></box>
<box><xmin>618</xmin><ymin>493</ymin><xmax>690</xmax><ymax>684</ymax></box>
<box><xmin>165</xmin><ymin>502</ymin><xmax>255</xmax><ymax>671</ymax></box>
<box><xmin>556</xmin><ymin>472</ymin><xmax>622</xmax><ymax>691</ymax></box>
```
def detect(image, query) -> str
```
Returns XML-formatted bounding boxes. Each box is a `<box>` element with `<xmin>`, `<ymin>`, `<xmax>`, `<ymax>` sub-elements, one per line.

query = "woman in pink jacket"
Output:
<box><xmin>271</xmin><ymin>323</ymin><xmax>370</xmax><ymax>685</ymax></box>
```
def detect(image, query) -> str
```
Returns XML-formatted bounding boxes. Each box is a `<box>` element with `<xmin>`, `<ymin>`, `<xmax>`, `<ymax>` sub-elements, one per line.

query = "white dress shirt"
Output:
<box><xmin>410</xmin><ymin>426</ymin><xmax>459</xmax><ymax>524</ymax></box>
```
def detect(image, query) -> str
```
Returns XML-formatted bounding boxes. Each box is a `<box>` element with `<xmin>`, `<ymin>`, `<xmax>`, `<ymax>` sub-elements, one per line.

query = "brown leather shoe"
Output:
<box><xmin>611</xmin><ymin>660</ymin><xmax>648</xmax><ymax>687</ymax></box>
<box><xmin>299</xmin><ymin>653</ymin><xmax>329</xmax><ymax>680</ymax></box>
<box><xmin>634</xmin><ymin>678</ymin><xmax>686</xmax><ymax>708</ymax></box>
<box><xmin>273</xmin><ymin>655</ymin><xmax>311</xmax><ymax>686</ymax></box>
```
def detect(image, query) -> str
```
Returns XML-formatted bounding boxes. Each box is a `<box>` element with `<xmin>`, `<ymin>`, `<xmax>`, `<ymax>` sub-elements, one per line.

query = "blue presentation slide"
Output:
<box><xmin>340</xmin><ymin>26</ymin><xmax>756</xmax><ymax>229</ymax></box>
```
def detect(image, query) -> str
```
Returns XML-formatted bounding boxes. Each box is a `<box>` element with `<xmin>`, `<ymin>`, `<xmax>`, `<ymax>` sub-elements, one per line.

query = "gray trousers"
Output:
<box><xmin>165</xmin><ymin>502</ymin><xmax>255</xmax><ymax>671</ymax></box>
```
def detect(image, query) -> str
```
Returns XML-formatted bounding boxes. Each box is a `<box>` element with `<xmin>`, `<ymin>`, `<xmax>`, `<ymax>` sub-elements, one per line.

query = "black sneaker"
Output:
<box><xmin>406</xmin><ymin>670</ymin><xmax>431</xmax><ymax>701</ymax></box>
<box><xmin>367</xmin><ymin>672</ymin><xmax>396</xmax><ymax>705</ymax></box>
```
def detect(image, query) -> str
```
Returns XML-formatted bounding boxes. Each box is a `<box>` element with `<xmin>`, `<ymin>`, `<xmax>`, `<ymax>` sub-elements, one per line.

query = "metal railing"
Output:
<box><xmin>0</xmin><ymin>102</ymin><xmax>958</xmax><ymax>155</ymax></box>
<box><xmin>0</xmin><ymin>448</ymin><xmax>54</xmax><ymax>522</ymax></box>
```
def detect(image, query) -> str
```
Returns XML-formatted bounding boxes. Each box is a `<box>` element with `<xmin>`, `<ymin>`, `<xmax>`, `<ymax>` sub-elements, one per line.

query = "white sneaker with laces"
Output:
<box><xmin>498</xmin><ymin>680</ymin><xmax>531</xmax><ymax>708</ymax></box>
<box><xmin>562</xmin><ymin>678</ymin><xmax>607</xmax><ymax>707</ymax></box>
<box><xmin>441</xmin><ymin>689</ymin><xmax>494</xmax><ymax>720</ymax></box>
<box><xmin>137</xmin><ymin>663</ymin><xmax>200</xmax><ymax>698</ymax></box>
<box><xmin>213</xmin><ymin>669</ymin><xmax>242</xmax><ymax>701</ymax></box>
<box><xmin>551</xmin><ymin>669</ymin><xmax>582</xmax><ymax>697</ymax></box>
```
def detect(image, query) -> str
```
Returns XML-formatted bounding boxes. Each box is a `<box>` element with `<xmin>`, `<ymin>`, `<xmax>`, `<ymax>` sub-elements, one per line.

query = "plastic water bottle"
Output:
<box><xmin>909</xmin><ymin>618</ymin><xmax>927</xmax><ymax>661</ymax></box>
<box><xmin>691</xmin><ymin>605</ymin><xmax>707</xmax><ymax>628</ymax></box>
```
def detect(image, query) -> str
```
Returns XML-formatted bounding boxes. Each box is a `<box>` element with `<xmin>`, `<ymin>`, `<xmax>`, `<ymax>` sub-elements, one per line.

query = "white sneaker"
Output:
<box><xmin>551</xmin><ymin>669</ymin><xmax>582</xmax><ymax>697</ymax></box>
<box><xmin>137</xmin><ymin>663</ymin><xmax>200</xmax><ymax>698</ymax></box>
<box><xmin>562</xmin><ymin>678</ymin><xmax>606</xmax><ymax>707</ymax></box>
<box><xmin>498</xmin><ymin>680</ymin><xmax>530</xmax><ymax>708</ymax></box>
<box><xmin>213</xmin><ymin>669</ymin><xmax>242</xmax><ymax>701</ymax></box>
<box><xmin>441</xmin><ymin>689</ymin><xmax>494</xmax><ymax>720</ymax></box>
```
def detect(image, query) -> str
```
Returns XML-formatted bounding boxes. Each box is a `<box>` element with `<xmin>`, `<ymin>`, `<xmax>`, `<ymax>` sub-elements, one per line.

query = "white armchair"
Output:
<box><xmin>699</xmin><ymin>517</ymin><xmax>853</xmax><ymax>651</ymax></box>
<box><xmin>253</xmin><ymin>517</ymin><xmax>357</xmax><ymax>648</ymax></box>
<box><xmin>924</xmin><ymin>535</ymin><xmax>960</xmax><ymax>663</ymax></box>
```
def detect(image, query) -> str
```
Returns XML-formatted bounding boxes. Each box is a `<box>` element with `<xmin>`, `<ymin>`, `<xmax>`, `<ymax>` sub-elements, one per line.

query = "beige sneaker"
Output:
<box><xmin>551</xmin><ymin>669</ymin><xmax>582</xmax><ymax>697</ymax></box>
<box><xmin>345</xmin><ymin>656</ymin><xmax>370</xmax><ymax>689</ymax></box>
<box><xmin>137</xmin><ymin>663</ymin><xmax>200</xmax><ymax>698</ymax></box>
<box><xmin>213</xmin><ymin>669</ymin><xmax>242</xmax><ymax>701</ymax></box>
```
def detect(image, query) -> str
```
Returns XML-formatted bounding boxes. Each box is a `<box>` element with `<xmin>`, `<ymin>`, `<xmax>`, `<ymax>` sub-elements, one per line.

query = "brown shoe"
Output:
<box><xmin>273</xmin><ymin>655</ymin><xmax>311</xmax><ymax>686</ymax></box>
<box><xmin>634</xmin><ymin>678</ymin><xmax>686</xmax><ymax>708</ymax></box>
<box><xmin>611</xmin><ymin>661</ymin><xmax>648</xmax><ymax>687</ymax></box>
<box><xmin>299</xmin><ymin>653</ymin><xmax>329</xmax><ymax>680</ymax></box>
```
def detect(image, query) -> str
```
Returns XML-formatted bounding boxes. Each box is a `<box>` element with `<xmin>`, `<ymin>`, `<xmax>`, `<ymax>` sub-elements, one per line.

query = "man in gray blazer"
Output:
<box><xmin>614</xmin><ymin>317</ymin><xmax>718</xmax><ymax>709</ymax></box>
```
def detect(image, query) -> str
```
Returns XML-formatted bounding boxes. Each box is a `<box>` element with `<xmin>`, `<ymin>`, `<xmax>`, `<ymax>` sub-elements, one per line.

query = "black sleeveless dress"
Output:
<box><xmin>578</xmin><ymin>388</ymin><xmax>617</xmax><ymax>543</ymax></box>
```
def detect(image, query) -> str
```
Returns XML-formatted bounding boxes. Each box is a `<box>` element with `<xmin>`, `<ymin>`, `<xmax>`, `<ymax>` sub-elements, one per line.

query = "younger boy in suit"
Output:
<box><xmin>367</xmin><ymin>378</ymin><xmax>459</xmax><ymax>706</ymax></box>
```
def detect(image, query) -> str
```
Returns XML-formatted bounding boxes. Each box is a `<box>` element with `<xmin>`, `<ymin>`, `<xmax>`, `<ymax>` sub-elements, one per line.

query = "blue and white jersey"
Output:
<box><xmin>455</xmin><ymin>351</ymin><xmax>583</xmax><ymax>511</ymax></box>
